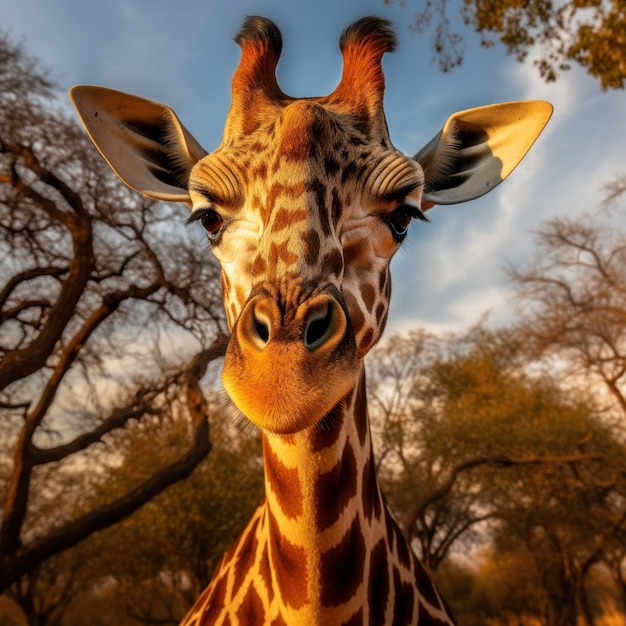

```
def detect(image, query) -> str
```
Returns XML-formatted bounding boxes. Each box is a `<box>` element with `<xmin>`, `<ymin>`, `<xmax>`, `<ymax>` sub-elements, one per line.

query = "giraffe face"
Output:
<box><xmin>70</xmin><ymin>16</ymin><xmax>552</xmax><ymax>436</ymax></box>
<box><xmin>188</xmin><ymin>100</ymin><xmax>426</xmax><ymax>433</ymax></box>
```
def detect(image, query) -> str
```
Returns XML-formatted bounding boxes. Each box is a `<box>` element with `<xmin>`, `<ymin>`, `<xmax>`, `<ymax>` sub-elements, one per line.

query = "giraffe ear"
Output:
<box><xmin>70</xmin><ymin>85</ymin><xmax>207</xmax><ymax>203</ymax></box>
<box><xmin>414</xmin><ymin>101</ymin><xmax>552</xmax><ymax>209</ymax></box>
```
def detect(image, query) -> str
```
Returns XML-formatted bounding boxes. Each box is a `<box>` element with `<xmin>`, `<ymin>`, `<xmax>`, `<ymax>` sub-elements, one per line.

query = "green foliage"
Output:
<box><xmin>1</xmin><ymin>405</ymin><xmax>264</xmax><ymax>626</ymax></box>
<box><xmin>437</xmin><ymin>551</ymin><xmax>551</xmax><ymax>625</ymax></box>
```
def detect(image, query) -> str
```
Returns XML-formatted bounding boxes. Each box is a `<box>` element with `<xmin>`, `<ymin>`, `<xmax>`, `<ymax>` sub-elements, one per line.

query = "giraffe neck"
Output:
<box><xmin>257</xmin><ymin>365</ymin><xmax>454</xmax><ymax>625</ymax></box>
<box><xmin>180</xmin><ymin>365</ymin><xmax>455</xmax><ymax>625</ymax></box>
<box><xmin>260</xmin><ymin>367</ymin><xmax>379</xmax><ymax>621</ymax></box>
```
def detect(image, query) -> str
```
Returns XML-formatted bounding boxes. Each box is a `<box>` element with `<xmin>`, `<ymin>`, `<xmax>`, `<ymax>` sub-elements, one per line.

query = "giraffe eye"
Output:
<box><xmin>386</xmin><ymin>204</ymin><xmax>427</xmax><ymax>240</ymax></box>
<box><xmin>387</xmin><ymin>207</ymin><xmax>413</xmax><ymax>236</ymax></box>
<box><xmin>196</xmin><ymin>209</ymin><xmax>224</xmax><ymax>239</ymax></box>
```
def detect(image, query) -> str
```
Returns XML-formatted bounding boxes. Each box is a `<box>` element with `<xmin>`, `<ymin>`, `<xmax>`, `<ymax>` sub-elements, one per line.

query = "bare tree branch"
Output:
<box><xmin>401</xmin><ymin>453</ymin><xmax>600</xmax><ymax>541</ymax></box>
<box><xmin>0</xmin><ymin>339</ymin><xmax>226</xmax><ymax>592</ymax></box>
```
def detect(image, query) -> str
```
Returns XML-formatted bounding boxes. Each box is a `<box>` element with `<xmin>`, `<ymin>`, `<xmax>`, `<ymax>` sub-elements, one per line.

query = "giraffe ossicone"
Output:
<box><xmin>71</xmin><ymin>15</ymin><xmax>551</xmax><ymax>625</ymax></box>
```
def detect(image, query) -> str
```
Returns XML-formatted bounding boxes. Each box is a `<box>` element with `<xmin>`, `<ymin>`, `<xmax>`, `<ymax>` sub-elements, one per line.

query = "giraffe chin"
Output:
<box><xmin>222</xmin><ymin>344</ymin><xmax>359</xmax><ymax>435</ymax></box>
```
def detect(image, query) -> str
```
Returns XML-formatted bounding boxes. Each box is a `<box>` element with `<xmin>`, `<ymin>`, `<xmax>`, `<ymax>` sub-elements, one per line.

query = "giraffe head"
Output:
<box><xmin>70</xmin><ymin>16</ymin><xmax>551</xmax><ymax>435</ymax></box>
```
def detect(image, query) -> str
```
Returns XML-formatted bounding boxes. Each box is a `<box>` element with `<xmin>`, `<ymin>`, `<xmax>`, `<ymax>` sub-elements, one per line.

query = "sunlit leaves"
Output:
<box><xmin>388</xmin><ymin>0</ymin><xmax>626</xmax><ymax>89</ymax></box>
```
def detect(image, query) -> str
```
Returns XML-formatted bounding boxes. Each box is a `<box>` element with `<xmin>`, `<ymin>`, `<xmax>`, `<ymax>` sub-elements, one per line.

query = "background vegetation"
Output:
<box><xmin>386</xmin><ymin>0</ymin><xmax>626</xmax><ymax>90</ymax></box>
<box><xmin>1</xmin><ymin>4</ymin><xmax>625</xmax><ymax>624</ymax></box>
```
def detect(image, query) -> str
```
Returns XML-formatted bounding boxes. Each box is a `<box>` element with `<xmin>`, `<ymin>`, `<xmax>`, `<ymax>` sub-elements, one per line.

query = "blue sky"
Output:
<box><xmin>3</xmin><ymin>0</ymin><xmax>624</xmax><ymax>335</ymax></box>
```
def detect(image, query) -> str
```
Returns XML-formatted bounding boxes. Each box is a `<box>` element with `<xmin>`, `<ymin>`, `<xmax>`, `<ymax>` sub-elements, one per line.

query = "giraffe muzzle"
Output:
<box><xmin>222</xmin><ymin>290</ymin><xmax>358</xmax><ymax>434</ymax></box>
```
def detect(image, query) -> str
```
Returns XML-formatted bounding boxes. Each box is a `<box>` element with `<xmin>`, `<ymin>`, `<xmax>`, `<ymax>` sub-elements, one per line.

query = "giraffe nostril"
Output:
<box><xmin>238</xmin><ymin>293</ymin><xmax>347</xmax><ymax>353</ymax></box>
<box><xmin>241</xmin><ymin>298</ymin><xmax>274</xmax><ymax>350</ymax></box>
<box><xmin>304</xmin><ymin>303</ymin><xmax>333</xmax><ymax>350</ymax></box>
<box><xmin>253</xmin><ymin>314</ymin><xmax>270</xmax><ymax>345</ymax></box>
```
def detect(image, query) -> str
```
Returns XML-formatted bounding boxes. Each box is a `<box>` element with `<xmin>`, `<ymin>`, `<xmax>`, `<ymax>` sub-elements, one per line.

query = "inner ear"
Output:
<box><xmin>70</xmin><ymin>85</ymin><xmax>207</xmax><ymax>202</ymax></box>
<box><xmin>414</xmin><ymin>101</ymin><xmax>553</xmax><ymax>207</ymax></box>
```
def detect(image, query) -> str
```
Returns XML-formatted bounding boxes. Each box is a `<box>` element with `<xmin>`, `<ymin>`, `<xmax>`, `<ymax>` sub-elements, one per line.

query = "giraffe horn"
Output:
<box><xmin>232</xmin><ymin>16</ymin><xmax>285</xmax><ymax>105</ymax></box>
<box><xmin>331</xmin><ymin>17</ymin><xmax>397</xmax><ymax>113</ymax></box>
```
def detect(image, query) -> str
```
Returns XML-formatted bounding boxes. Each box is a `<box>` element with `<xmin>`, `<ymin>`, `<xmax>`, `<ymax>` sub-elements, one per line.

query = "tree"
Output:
<box><xmin>5</xmin><ymin>406</ymin><xmax>265</xmax><ymax>626</ymax></box>
<box><xmin>436</xmin><ymin>550</ymin><xmax>548</xmax><ymax>626</ymax></box>
<box><xmin>367</xmin><ymin>323</ymin><xmax>625</xmax><ymax>623</ymax></box>
<box><xmin>510</xmin><ymin>193</ymin><xmax>626</xmax><ymax>425</ymax></box>
<box><xmin>77</xmin><ymin>410</ymin><xmax>264</xmax><ymax>626</ymax></box>
<box><xmin>0</xmin><ymin>31</ymin><xmax>227</xmax><ymax>597</ymax></box>
<box><xmin>385</xmin><ymin>0</ymin><xmax>626</xmax><ymax>90</ymax></box>
<box><xmin>6</xmin><ymin>547</ymin><xmax>94</xmax><ymax>626</ymax></box>
<box><xmin>509</xmin><ymin>181</ymin><xmax>626</xmax><ymax>617</ymax></box>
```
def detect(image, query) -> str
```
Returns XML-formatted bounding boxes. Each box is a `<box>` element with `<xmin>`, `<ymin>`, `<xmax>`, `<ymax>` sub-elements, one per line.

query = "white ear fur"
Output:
<box><xmin>414</xmin><ymin>101</ymin><xmax>553</xmax><ymax>208</ymax></box>
<box><xmin>70</xmin><ymin>85</ymin><xmax>207</xmax><ymax>202</ymax></box>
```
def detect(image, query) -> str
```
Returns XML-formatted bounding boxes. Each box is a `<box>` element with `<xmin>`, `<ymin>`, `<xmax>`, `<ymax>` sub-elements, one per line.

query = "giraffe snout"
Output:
<box><xmin>222</xmin><ymin>289</ymin><xmax>358</xmax><ymax>433</ymax></box>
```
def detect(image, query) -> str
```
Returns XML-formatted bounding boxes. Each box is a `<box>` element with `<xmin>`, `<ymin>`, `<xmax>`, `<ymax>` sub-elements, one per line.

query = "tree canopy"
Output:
<box><xmin>386</xmin><ymin>0</ymin><xmax>626</xmax><ymax>89</ymax></box>
<box><xmin>368</xmin><ymin>323</ymin><xmax>626</xmax><ymax>625</ymax></box>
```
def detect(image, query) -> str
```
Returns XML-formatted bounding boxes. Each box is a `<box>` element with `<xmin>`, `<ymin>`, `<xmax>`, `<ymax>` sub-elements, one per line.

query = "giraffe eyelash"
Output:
<box><xmin>385</xmin><ymin>198</ymin><xmax>430</xmax><ymax>242</ymax></box>
<box><xmin>186</xmin><ymin>206</ymin><xmax>217</xmax><ymax>225</ymax></box>
<box><xmin>400</xmin><ymin>196</ymin><xmax>430</xmax><ymax>223</ymax></box>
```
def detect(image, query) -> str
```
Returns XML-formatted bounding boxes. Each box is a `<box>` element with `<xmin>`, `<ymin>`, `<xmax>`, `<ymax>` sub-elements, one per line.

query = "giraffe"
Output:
<box><xmin>70</xmin><ymin>15</ymin><xmax>551</xmax><ymax>625</ymax></box>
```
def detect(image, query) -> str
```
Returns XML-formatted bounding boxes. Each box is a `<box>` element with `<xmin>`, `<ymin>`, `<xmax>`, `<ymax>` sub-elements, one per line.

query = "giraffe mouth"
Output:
<box><xmin>222</xmin><ymin>289</ymin><xmax>359</xmax><ymax>434</ymax></box>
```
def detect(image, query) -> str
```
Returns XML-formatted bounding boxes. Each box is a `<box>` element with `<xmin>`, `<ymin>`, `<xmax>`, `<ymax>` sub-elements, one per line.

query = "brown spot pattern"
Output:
<box><xmin>271</xmin><ymin>207</ymin><xmax>307</xmax><ymax>232</ymax></box>
<box><xmin>315</xmin><ymin>443</ymin><xmax>358</xmax><ymax>531</ymax></box>
<box><xmin>324</xmin><ymin>155</ymin><xmax>340</xmax><ymax>177</ymax></box>
<box><xmin>321</xmin><ymin>249</ymin><xmax>343</xmax><ymax>277</ymax></box>
<box><xmin>306</xmin><ymin>178</ymin><xmax>331</xmax><ymax>235</ymax></box>
<box><xmin>310</xmin><ymin>401</ymin><xmax>345</xmax><ymax>452</ymax></box>
<box><xmin>201</xmin><ymin>573</ymin><xmax>228</xmax><ymax>624</ymax></box>
<box><xmin>268</xmin><ymin>510</ymin><xmax>308</xmax><ymax>609</ymax></box>
<box><xmin>269</xmin><ymin>241</ymin><xmax>298</xmax><ymax>267</ymax></box>
<box><xmin>394</xmin><ymin>522</ymin><xmax>412</xmax><ymax>571</ymax></box>
<box><xmin>233</xmin><ymin>516</ymin><xmax>260</xmax><ymax>592</ymax></box>
<box><xmin>360</xmin><ymin>282</ymin><xmax>376</xmax><ymax>313</ymax></box>
<box><xmin>344</xmin><ymin>291</ymin><xmax>365</xmax><ymax>337</ymax></box>
<box><xmin>353</xmin><ymin>375</ymin><xmax>368</xmax><ymax>447</ymax></box>
<box><xmin>251</xmin><ymin>161</ymin><xmax>268</xmax><ymax>181</ymax></box>
<box><xmin>343</xmin><ymin>609</ymin><xmax>363</xmax><ymax>626</ymax></box>
<box><xmin>259</xmin><ymin>544</ymin><xmax>274</xmax><ymax>604</ymax></box>
<box><xmin>320</xmin><ymin>517</ymin><xmax>366</xmax><ymax>607</ymax></box>
<box><xmin>302</xmin><ymin>229</ymin><xmax>321</xmax><ymax>266</ymax></box>
<box><xmin>378</xmin><ymin>269</ymin><xmax>387</xmax><ymax>292</ymax></box>
<box><xmin>413</xmin><ymin>554</ymin><xmax>443</xmax><ymax>610</ymax></box>
<box><xmin>385</xmin><ymin>508</ymin><xmax>395</xmax><ymax>548</ymax></box>
<box><xmin>331</xmin><ymin>188</ymin><xmax>343</xmax><ymax>224</ymax></box>
<box><xmin>263</xmin><ymin>440</ymin><xmax>303</xmax><ymax>520</ymax></box>
<box><xmin>358</xmin><ymin>327</ymin><xmax>374</xmax><ymax>353</ymax></box>
<box><xmin>252</xmin><ymin>254</ymin><xmax>267</xmax><ymax>276</ymax></box>
<box><xmin>362</xmin><ymin>456</ymin><xmax>382</xmax><ymax>522</ymax></box>
<box><xmin>236</xmin><ymin>585</ymin><xmax>264</xmax><ymax>623</ymax></box>
<box><xmin>368</xmin><ymin>539</ymin><xmax>390</xmax><ymax>625</ymax></box>
<box><xmin>375</xmin><ymin>302</ymin><xmax>386</xmax><ymax>325</ymax></box>
<box><xmin>392</xmin><ymin>568</ymin><xmax>415</xmax><ymax>625</ymax></box>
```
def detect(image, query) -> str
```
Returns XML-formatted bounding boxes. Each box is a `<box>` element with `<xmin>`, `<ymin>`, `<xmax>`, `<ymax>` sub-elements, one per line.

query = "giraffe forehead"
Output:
<box><xmin>274</xmin><ymin>101</ymin><xmax>334</xmax><ymax>158</ymax></box>
<box><xmin>192</xmin><ymin>100</ymin><xmax>423</xmax><ymax>216</ymax></box>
